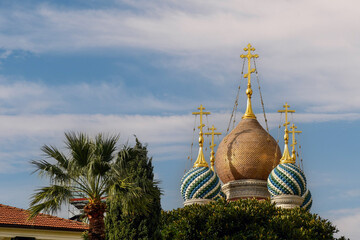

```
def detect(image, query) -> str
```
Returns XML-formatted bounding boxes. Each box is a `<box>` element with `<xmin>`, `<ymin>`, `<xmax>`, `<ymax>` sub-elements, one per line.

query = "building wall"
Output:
<box><xmin>0</xmin><ymin>227</ymin><xmax>84</xmax><ymax>240</ymax></box>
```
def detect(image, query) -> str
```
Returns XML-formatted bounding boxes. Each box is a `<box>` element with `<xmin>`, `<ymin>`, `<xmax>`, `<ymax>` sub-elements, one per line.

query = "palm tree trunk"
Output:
<box><xmin>84</xmin><ymin>199</ymin><xmax>107</xmax><ymax>240</ymax></box>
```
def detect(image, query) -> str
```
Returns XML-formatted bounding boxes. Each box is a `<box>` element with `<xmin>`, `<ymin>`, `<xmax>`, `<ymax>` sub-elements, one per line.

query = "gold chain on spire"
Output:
<box><xmin>278</xmin><ymin>103</ymin><xmax>295</xmax><ymax>164</ymax></box>
<box><xmin>192</xmin><ymin>105</ymin><xmax>211</xmax><ymax>168</ymax></box>
<box><xmin>204</xmin><ymin>125</ymin><xmax>221</xmax><ymax>171</ymax></box>
<box><xmin>240</xmin><ymin>43</ymin><xmax>259</xmax><ymax>119</ymax></box>
<box><xmin>289</xmin><ymin>123</ymin><xmax>302</xmax><ymax>162</ymax></box>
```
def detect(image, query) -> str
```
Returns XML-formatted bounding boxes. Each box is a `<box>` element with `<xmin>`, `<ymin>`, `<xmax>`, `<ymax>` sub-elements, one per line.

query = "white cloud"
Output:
<box><xmin>0</xmin><ymin>0</ymin><xmax>358</xmax><ymax>217</ymax></box>
<box><xmin>0</xmin><ymin>113</ymin><xmax>195</xmax><ymax>173</ymax></box>
<box><xmin>0</xmin><ymin>114</ymin><xmax>191</xmax><ymax>143</ymax></box>
<box><xmin>327</xmin><ymin>208</ymin><xmax>360</xmax><ymax>239</ymax></box>
<box><xmin>1</xmin><ymin>1</ymin><xmax>360</xmax><ymax>114</ymax></box>
<box><xmin>0</xmin><ymin>78</ymin><xmax>194</xmax><ymax>115</ymax></box>
<box><xmin>0</xmin><ymin>110</ymin><xmax>358</xmax><ymax>173</ymax></box>
<box><xmin>0</xmin><ymin>50</ymin><xmax>12</xmax><ymax>67</ymax></box>
<box><xmin>0</xmin><ymin>0</ymin><xmax>358</xmax><ymax>55</ymax></box>
<box><xmin>344</xmin><ymin>189</ymin><xmax>360</xmax><ymax>198</ymax></box>
<box><xmin>0</xmin><ymin>50</ymin><xmax>11</xmax><ymax>59</ymax></box>
<box><xmin>0</xmin><ymin>77</ymin><xmax>61</xmax><ymax>114</ymax></box>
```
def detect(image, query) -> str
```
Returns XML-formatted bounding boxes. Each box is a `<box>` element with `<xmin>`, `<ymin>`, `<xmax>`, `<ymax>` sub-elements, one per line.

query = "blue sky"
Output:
<box><xmin>0</xmin><ymin>0</ymin><xmax>360</xmax><ymax>238</ymax></box>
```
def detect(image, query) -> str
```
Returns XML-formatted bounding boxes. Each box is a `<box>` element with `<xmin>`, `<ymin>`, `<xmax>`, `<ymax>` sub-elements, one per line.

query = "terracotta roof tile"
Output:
<box><xmin>0</xmin><ymin>204</ymin><xmax>88</xmax><ymax>232</ymax></box>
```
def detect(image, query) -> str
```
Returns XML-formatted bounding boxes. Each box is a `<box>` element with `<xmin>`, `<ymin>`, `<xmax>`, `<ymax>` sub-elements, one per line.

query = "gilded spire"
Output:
<box><xmin>278</xmin><ymin>103</ymin><xmax>295</xmax><ymax>164</ymax></box>
<box><xmin>192</xmin><ymin>105</ymin><xmax>211</xmax><ymax>168</ymax></box>
<box><xmin>205</xmin><ymin>125</ymin><xmax>221</xmax><ymax>171</ymax></box>
<box><xmin>289</xmin><ymin>123</ymin><xmax>302</xmax><ymax>161</ymax></box>
<box><xmin>240</xmin><ymin>43</ymin><xmax>259</xmax><ymax>119</ymax></box>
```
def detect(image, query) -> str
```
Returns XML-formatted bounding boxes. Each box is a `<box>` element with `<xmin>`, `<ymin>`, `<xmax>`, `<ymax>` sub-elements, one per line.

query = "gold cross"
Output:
<box><xmin>278</xmin><ymin>103</ymin><xmax>295</xmax><ymax>164</ymax></box>
<box><xmin>240</xmin><ymin>43</ymin><xmax>259</xmax><ymax>119</ymax></box>
<box><xmin>192</xmin><ymin>105</ymin><xmax>211</xmax><ymax>168</ymax></box>
<box><xmin>205</xmin><ymin>125</ymin><xmax>221</xmax><ymax>171</ymax></box>
<box><xmin>277</xmin><ymin>102</ymin><xmax>295</xmax><ymax>129</ymax></box>
<box><xmin>192</xmin><ymin>104</ymin><xmax>211</xmax><ymax>133</ymax></box>
<box><xmin>289</xmin><ymin>123</ymin><xmax>302</xmax><ymax>161</ymax></box>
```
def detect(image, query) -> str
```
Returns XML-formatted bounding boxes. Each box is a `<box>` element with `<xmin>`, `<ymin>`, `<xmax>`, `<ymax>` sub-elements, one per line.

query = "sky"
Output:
<box><xmin>0</xmin><ymin>0</ymin><xmax>359</xmax><ymax>238</ymax></box>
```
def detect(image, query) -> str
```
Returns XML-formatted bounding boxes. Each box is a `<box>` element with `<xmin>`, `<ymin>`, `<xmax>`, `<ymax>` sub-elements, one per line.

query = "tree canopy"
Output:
<box><xmin>106</xmin><ymin>138</ymin><xmax>161</xmax><ymax>240</ymax></box>
<box><xmin>161</xmin><ymin>199</ymin><xmax>348</xmax><ymax>240</ymax></box>
<box><xmin>29</xmin><ymin>132</ymin><xmax>148</xmax><ymax>240</ymax></box>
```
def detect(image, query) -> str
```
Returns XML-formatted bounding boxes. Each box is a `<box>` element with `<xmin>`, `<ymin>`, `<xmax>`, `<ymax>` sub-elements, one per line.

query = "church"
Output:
<box><xmin>180</xmin><ymin>44</ymin><xmax>312</xmax><ymax>211</ymax></box>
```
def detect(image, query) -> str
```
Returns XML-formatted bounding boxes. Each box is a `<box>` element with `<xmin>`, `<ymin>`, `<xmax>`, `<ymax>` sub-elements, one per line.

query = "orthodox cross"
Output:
<box><xmin>289</xmin><ymin>123</ymin><xmax>302</xmax><ymax>161</ymax></box>
<box><xmin>240</xmin><ymin>43</ymin><xmax>259</xmax><ymax>119</ymax></box>
<box><xmin>278</xmin><ymin>102</ymin><xmax>295</xmax><ymax>129</ymax></box>
<box><xmin>205</xmin><ymin>125</ymin><xmax>222</xmax><ymax>171</ymax></box>
<box><xmin>192</xmin><ymin>104</ymin><xmax>211</xmax><ymax>134</ymax></box>
<box><xmin>278</xmin><ymin>103</ymin><xmax>295</xmax><ymax>163</ymax></box>
<box><xmin>192</xmin><ymin>105</ymin><xmax>211</xmax><ymax>168</ymax></box>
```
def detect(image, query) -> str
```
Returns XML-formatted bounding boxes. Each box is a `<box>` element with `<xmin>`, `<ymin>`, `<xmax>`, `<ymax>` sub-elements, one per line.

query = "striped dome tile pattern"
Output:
<box><xmin>180</xmin><ymin>167</ymin><xmax>222</xmax><ymax>201</ymax></box>
<box><xmin>267</xmin><ymin>163</ymin><xmax>307</xmax><ymax>197</ymax></box>
<box><xmin>301</xmin><ymin>189</ymin><xmax>312</xmax><ymax>211</ymax></box>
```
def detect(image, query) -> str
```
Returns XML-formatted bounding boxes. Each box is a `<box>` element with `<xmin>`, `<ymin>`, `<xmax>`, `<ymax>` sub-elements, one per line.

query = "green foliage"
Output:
<box><xmin>161</xmin><ymin>199</ymin><xmax>347</xmax><ymax>240</ymax></box>
<box><xmin>106</xmin><ymin>138</ymin><xmax>162</xmax><ymax>240</ymax></box>
<box><xmin>82</xmin><ymin>231</ymin><xmax>89</xmax><ymax>240</ymax></box>
<box><xmin>29</xmin><ymin>132</ymin><xmax>150</xmax><ymax>240</ymax></box>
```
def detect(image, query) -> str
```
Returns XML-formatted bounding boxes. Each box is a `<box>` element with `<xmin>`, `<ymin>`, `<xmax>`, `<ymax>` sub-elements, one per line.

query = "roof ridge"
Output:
<box><xmin>0</xmin><ymin>203</ymin><xmax>87</xmax><ymax>227</ymax></box>
<box><xmin>0</xmin><ymin>203</ymin><xmax>28</xmax><ymax>211</ymax></box>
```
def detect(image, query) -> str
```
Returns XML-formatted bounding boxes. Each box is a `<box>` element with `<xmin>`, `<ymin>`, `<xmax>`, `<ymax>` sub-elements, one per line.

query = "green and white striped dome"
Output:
<box><xmin>267</xmin><ymin>163</ymin><xmax>307</xmax><ymax>197</ymax></box>
<box><xmin>301</xmin><ymin>189</ymin><xmax>312</xmax><ymax>211</ymax></box>
<box><xmin>180</xmin><ymin>166</ymin><xmax>222</xmax><ymax>201</ymax></box>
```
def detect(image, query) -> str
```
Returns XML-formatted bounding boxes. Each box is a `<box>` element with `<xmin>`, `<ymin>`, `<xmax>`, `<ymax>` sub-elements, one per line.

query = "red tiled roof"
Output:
<box><xmin>0</xmin><ymin>204</ymin><xmax>88</xmax><ymax>232</ymax></box>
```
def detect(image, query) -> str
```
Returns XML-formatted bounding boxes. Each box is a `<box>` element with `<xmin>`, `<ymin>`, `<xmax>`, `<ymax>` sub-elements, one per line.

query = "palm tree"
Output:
<box><xmin>29</xmin><ymin>132</ymin><xmax>145</xmax><ymax>240</ymax></box>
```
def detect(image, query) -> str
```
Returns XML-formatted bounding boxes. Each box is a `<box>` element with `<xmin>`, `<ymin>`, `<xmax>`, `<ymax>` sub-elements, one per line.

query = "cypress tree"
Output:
<box><xmin>106</xmin><ymin>138</ymin><xmax>161</xmax><ymax>240</ymax></box>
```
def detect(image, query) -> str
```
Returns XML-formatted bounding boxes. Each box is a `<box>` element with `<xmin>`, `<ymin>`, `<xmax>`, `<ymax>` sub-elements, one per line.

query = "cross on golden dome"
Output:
<box><xmin>278</xmin><ymin>103</ymin><xmax>295</xmax><ymax>164</ymax></box>
<box><xmin>205</xmin><ymin>125</ymin><xmax>221</xmax><ymax>171</ymax></box>
<box><xmin>192</xmin><ymin>105</ymin><xmax>211</xmax><ymax>168</ymax></box>
<box><xmin>240</xmin><ymin>43</ymin><xmax>259</xmax><ymax>119</ymax></box>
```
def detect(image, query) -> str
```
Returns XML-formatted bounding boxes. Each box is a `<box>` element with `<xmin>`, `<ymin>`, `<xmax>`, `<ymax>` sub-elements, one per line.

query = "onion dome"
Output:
<box><xmin>215</xmin><ymin>44</ymin><xmax>281</xmax><ymax>184</ymax></box>
<box><xmin>180</xmin><ymin>166</ymin><xmax>222</xmax><ymax>201</ymax></box>
<box><xmin>267</xmin><ymin>106</ymin><xmax>307</xmax><ymax>197</ymax></box>
<box><xmin>218</xmin><ymin>190</ymin><xmax>226</xmax><ymax>199</ymax></box>
<box><xmin>301</xmin><ymin>189</ymin><xmax>313</xmax><ymax>211</ymax></box>
<box><xmin>180</xmin><ymin>105</ymin><xmax>223</xmax><ymax>202</ymax></box>
<box><xmin>216</xmin><ymin>119</ymin><xmax>281</xmax><ymax>183</ymax></box>
<box><xmin>267</xmin><ymin>163</ymin><xmax>307</xmax><ymax>197</ymax></box>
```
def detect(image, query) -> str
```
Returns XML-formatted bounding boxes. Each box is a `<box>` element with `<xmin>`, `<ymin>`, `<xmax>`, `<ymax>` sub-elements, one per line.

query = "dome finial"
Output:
<box><xmin>289</xmin><ymin>123</ymin><xmax>302</xmax><ymax>161</ymax></box>
<box><xmin>192</xmin><ymin>105</ymin><xmax>211</xmax><ymax>168</ymax></box>
<box><xmin>278</xmin><ymin>103</ymin><xmax>295</xmax><ymax>164</ymax></box>
<box><xmin>205</xmin><ymin>125</ymin><xmax>221</xmax><ymax>171</ymax></box>
<box><xmin>240</xmin><ymin>43</ymin><xmax>259</xmax><ymax>119</ymax></box>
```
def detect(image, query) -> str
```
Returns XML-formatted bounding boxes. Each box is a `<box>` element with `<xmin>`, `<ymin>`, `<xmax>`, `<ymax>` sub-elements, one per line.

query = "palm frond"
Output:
<box><xmin>70</xmin><ymin>176</ymin><xmax>95</xmax><ymax>198</ymax></box>
<box><xmin>28</xmin><ymin>185</ymin><xmax>72</xmax><ymax>219</ymax></box>
<box><xmin>95</xmin><ymin>133</ymin><xmax>120</xmax><ymax>163</ymax></box>
<box><xmin>88</xmin><ymin>158</ymin><xmax>111</xmax><ymax>176</ymax></box>
<box><xmin>30</xmin><ymin>160</ymin><xmax>69</xmax><ymax>183</ymax></box>
<box><xmin>65</xmin><ymin>132</ymin><xmax>93</xmax><ymax>167</ymax></box>
<box><xmin>41</xmin><ymin>145</ymin><xmax>69</xmax><ymax>169</ymax></box>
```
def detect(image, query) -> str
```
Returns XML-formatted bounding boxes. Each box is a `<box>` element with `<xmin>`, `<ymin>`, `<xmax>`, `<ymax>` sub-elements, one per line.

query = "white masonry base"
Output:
<box><xmin>271</xmin><ymin>195</ymin><xmax>304</xmax><ymax>209</ymax></box>
<box><xmin>222</xmin><ymin>179</ymin><xmax>270</xmax><ymax>200</ymax></box>
<box><xmin>184</xmin><ymin>198</ymin><xmax>213</xmax><ymax>206</ymax></box>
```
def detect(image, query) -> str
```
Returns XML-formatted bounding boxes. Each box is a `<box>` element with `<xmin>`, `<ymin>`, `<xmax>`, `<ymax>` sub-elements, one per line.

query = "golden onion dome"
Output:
<box><xmin>215</xmin><ymin>44</ymin><xmax>281</xmax><ymax>184</ymax></box>
<box><xmin>215</xmin><ymin>118</ymin><xmax>280</xmax><ymax>184</ymax></box>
